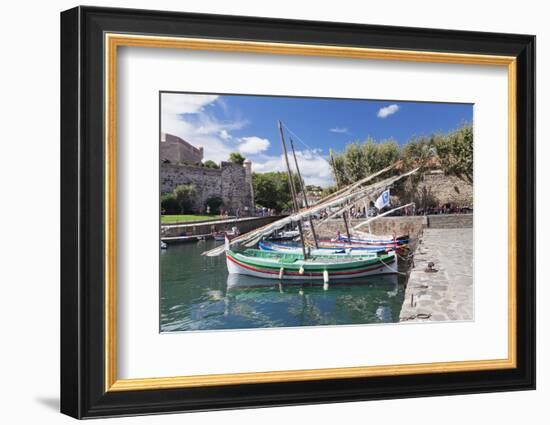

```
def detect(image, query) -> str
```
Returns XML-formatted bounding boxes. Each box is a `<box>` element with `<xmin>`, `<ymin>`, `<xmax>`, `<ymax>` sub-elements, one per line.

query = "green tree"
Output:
<box><xmin>172</xmin><ymin>184</ymin><xmax>196</xmax><ymax>214</ymax></box>
<box><xmin>228</xmin><ymin>152</ymin><xmax>246</xmax><ymax>165</ymax></box>
<box><xmin>343</xmin><ymin>142</ymin><xmax>367</xmax><ymax>182</ymax></box>
<box><xmin>205</xmin><ymin>196</ymin><xmax>223</xmax><ymax>214</ymax></box>
<box><xmin>326</xmin><ymin>124</ymin><xmax>472</xmax><ymax>208</ymax></box>
<box><xmin>252</xmin><ymin>171</ymin><xmax>302</xmax><ymax>212</ymax></box>
<box><xmin>361</xmin><ymin>138</ymin><xmax>378</xmax><ymax>174</ymax></box>
<box><xmin>375</xmin><ymin>139</ymin><xmax>400</xmax><ymax>170</ymax></box>
<box><xmin>320</xmin><ymin>186</ymin><xmax>338</xmax><ymax>198</ymax></box>
<box><xmin>433</xmin><ymin>124</ymin><xmax>473</xmax><ymax>183</ymax></box>
<box><xmin>160</xmin><ymin>193</ymin><xmax>179</xmax><ymax>215</ymax></box>
<box><xmin>331</xmin><ymin>137</ymin><xmax>400</xmax><ymax>186</ymax></box>
<box><xmin>399</xmin><ymin>136</ymin><xmax>436</xmax><ymax>169</ymax></box>
<box><xmin>202</xmin><ymin>160</ymin><xmax>219</xmax><ymax>169</ymax></box>
<box><xmin>330</xmin><ymin>153</ymin><xmax>349</xmax><ymax>186</ymax></box>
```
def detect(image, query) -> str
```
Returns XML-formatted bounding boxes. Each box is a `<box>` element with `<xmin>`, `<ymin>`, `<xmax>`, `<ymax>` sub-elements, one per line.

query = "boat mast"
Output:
<box><xmin>278</xmin><ymin>120</ymin><xmax>308</xmax><ymax>259</ymax></box>
<box><xmin>329</xmin><ymin>148</ymin><xmax>353</xmax><ymax>242</ymax></box>
<box><xmin>289</xmin><ymin>137</ymin><xmax>319</xmax><ymax>249</ymax></box>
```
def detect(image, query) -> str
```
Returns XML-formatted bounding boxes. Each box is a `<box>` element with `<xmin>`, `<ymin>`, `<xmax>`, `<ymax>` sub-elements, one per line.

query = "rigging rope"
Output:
<box><xmin>282</xmin><ymin>122</ymin><xmax>355</xmax><ymax>184</ymax></box>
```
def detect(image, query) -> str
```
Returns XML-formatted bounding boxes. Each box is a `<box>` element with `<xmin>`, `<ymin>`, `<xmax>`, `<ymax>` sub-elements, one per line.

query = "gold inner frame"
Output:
<box><xmin>104</xmin><ymin>33</ymin><xmax>517</xmax><ymax>392</ymax></box>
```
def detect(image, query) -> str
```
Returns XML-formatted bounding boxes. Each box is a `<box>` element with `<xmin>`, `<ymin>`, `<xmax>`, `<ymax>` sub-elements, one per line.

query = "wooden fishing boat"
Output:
<box><xmin>317</xmin><ymin>239</ymin><xmax>408</xmax><ymax>250</ymax></box>
<box><xmin>202</xmin><ymin>165</ymin><xmax>419</xmax><ymax>259</ymax></box>
<box><xmin>226</xmin><ymin>248</ymin><xmax>397</xmax><ymax>281</ymax></box>
<box><xmin>335</xmin><ymin>232</ymin><xmax>409</xmax><ymax>245</ymax></box>
<box><xmin>203</xmin><ymin>122</ymin><xmax>419</xmax><ymax>292</ymax></box>
<box><xmin>258</xmin><ymin>239</ymin><xmax>387</xmax><ymax>255</ymax></box>
<box><xmin>213</xmin><ymin>227</ymin><xmax>240</xmax><ymax>241</ymax></box>
<box><xmin>273</xmin><ymin>230</ymin><xmax>300</xmax><ymax>240</ymax></box>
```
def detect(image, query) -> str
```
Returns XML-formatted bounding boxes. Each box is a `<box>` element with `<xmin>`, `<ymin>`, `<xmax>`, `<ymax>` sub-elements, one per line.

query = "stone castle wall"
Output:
<box><xmin>161</xmin><ymin>162</ymin><xmax>253</xmax><ymax>213</ymax></box>
<box><xmin>160</xmin><ymin>133</ymin><xmax>204</xmax><ymax>164</ymax></box>
<box><xmin>314</xmin><ymin>214</ymin><xmax>472</xmax><ymax>240</ymax></box>
<box><xmin>315</xmin><ymin>217</ymin><xmax>426</xmax><ymax>239</ymax></box>
<box><xmin>395</xmin><ymin>171</ymin><xmax>473</xmax><ymax>207</ymax></box>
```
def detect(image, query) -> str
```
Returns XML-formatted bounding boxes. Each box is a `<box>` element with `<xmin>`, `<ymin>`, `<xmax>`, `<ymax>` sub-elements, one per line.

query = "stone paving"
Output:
<box><xmin>400</xmin><ymin>228</ymin><xmax>473</xmax><ymax>323</ymax></box>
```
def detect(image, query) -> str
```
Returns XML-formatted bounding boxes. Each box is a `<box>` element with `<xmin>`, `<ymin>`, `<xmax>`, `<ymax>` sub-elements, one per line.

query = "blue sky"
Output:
<box><xmin>161</xmin><ymin>92</ymin><xmax>472</xmax><ymax>187</ymax></box>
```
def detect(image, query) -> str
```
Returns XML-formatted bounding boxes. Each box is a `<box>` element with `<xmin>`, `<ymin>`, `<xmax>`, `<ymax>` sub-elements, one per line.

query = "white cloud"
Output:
<box><xmin>329</xmin><ymin>127</ymin><xmax>349</xmax><ymax>134</ymax></box>
<box><xmin>377</xmin><ymin>104</ymin><xmax>400</xmax><ymax>118</ymax></box>
<box><xmin>252</xmin><ymin>149</ymin><xmax>334</xmax><ymax>188</ymax></box>
<box><xmin>160</xmin><ymin>93</ymin><xmax>333</xmax><ymax>186</ymax></box>
<box><xmin>161</xmin><ymin>93</ymin><xmax>247</xmax><ymax>163</ymax></box>
<box><xmin>237</xmin><ymin>136</ymin><xmax>270</xmax><ymax>154</ymax></box>
<box><xmin>219</xmin><ymin>129</ymin><xmax>232</xmax><ymax>140</ymax></box>
<box><xmin>161</xmin><ymin>93</ymin><xmax>219</xmax><ymax>115</ymax></box>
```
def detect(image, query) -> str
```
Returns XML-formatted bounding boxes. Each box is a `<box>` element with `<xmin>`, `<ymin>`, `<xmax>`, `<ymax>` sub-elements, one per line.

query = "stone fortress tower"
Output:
<box><xmin>243</xmin><ymin>158</ymin><xmax>255</xmax><ymax>213</ymax></box>
<box><xmin>160</xmin><ymin>133</ymin><xmax>255</xmax><ymax>214</ymax></box>
<box><xmin>160</xmin><ymin>132</ymin><xmax>204</xmax><ymax>165</ymax></box>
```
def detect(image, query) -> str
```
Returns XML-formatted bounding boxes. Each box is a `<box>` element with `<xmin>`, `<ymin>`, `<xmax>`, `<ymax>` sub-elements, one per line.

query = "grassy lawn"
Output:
<box><xmin>161</xmin><ymin>214</ymin><xmax>223</xmax><ymax>224</ymax></box>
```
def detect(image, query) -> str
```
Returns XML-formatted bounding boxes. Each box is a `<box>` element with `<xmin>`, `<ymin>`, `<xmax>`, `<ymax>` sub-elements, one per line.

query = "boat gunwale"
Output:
<box><xmin>227</xmin><ymin>253</ymin><xmax>396</xmax><ymax>277</ymax></box>
<box><xmin>227</xmin><ymin>249</ymin><xmax>396</xmax><ymax>272</ymax></box>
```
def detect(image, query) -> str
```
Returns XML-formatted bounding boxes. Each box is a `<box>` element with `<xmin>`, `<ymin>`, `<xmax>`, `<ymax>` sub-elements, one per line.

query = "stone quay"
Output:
<box><xmin>399</xmin><ymin>227</ymin><xmax>473</xmax><ymax>323</ymax></box>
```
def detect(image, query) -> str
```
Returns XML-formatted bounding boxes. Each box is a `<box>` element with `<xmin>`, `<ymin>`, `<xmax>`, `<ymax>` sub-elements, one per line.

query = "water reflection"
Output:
<box><xmin>161</xmin><ymin>240</ymin><xmax>407</xmax><ymax>332</ymax></box>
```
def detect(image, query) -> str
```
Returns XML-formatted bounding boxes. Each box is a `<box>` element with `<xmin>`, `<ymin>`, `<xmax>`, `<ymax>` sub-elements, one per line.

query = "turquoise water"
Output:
<box><xmin>160</xmin><ymin>240</ymin><xmax>407</xmax><ymax>332</ymax></box>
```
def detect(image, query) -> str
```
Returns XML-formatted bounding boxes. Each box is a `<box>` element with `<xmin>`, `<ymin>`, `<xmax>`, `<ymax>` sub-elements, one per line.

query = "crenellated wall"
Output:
<box><xmin>160</xmin><ymin>162</ymin><xmax>254</xmax><ymax>213</ymax></box>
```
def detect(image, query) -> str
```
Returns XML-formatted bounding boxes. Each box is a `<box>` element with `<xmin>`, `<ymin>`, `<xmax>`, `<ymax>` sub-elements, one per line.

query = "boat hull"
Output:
<box><xmin>337</xmin><ymin>235</ymin><xmax>409</xmax><ymax>245</ymax></box>
<box><xmin>317</xmin><ymin>239</ymin><xmax>407</xmax><ymax>251</ymax></box>
<box><xmin>226</xmin><ymin>250</ymin><xmax>397</xmax><ymax>281</ymax></box>
<box><xmin>259</xmin><ymin>240</ymin><xmax>383</xmax><ymax>256</ymax></box>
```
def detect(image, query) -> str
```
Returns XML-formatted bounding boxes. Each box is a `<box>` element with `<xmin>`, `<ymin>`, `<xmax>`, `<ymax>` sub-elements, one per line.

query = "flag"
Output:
<box><xmin>375</xmin><ymin>189</ymin><xmax>390</xmax><ymax>210</ymax></box>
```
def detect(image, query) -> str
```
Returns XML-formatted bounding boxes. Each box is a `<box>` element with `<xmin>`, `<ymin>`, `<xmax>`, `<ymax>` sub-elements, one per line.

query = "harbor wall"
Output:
<box><xmin>426</xmin><ymin>214</ymin><xmax>473</xmax><ymax>228</ymax></box>
<box><xmin>161</xmin><ymin>215</ymin><xmax>284</xmax><ymax>237</ymax></box>
<box><xmin>315</xmin><ymin>217</ymin><xmax>424</xmax><ymax>239</ymax></box>
<box><xmin>161</xmin><ymin>213</ymin><xmax>472</xmax><ymax>239</ymax></box>
<box><xmin>314</xmin><ymin>214</ymin><xmax>472</xmax><ymax>239</ymax></box>
<box><xmin>392</xmin><ymin>170</ymin><xmax>473</xmax><ymax>206</ymax></box>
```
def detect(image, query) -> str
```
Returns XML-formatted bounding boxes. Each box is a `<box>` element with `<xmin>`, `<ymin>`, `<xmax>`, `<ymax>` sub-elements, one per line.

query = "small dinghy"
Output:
<box><xmin>213</xmin><ymin>226</ymin><xmax>240</xmax><ymax>241</ymax></box>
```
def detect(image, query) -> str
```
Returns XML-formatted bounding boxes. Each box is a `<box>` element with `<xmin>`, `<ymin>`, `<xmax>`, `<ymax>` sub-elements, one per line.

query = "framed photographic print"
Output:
<box><xmin>60</xmin><ymin>6</ymin><xmax>535</xmax><ymax>419</ymax></box>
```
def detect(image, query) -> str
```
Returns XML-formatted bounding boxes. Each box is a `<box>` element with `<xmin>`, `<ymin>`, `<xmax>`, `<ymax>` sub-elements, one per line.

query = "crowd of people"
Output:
<box><xmin>192</xmin><ymin>203</ymin><xmax>473</xmax><ymax>220</ymax></box>
<box><xmin>412</xmin><ymin>204</ymin><xmax>473</xmax><ymax>216</ymax></box>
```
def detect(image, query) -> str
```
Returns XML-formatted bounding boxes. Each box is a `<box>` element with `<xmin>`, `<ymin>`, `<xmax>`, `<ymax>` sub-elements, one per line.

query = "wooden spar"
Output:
<box><xmin>319</xmin><ymin>161</ymin><xmax>397</xmax><ymax>206</ymax></box>
<box><xmin>342</xmin><ymin>206</ymin><xmax>352</xmax><ymax>241</ymax></box>
<box><xmin>201</xmin><ymin>167</ymin><xmax>419</xmax><ymax>256</ymax></box>
<box><xmin>289</xmin><ymin>137</ymin><xmax>319</xmax><ymax>249</ymax></box>
<box><xmin>329</xmin><ymin>148</ymin><xmax>352</xmax><ymax>241</ymax></box>
<box><xmin>352</xmin><ymin>202</ymin><xmax>415</xmax><ymax>230</ymax></box>
<box><xmin>315</xmin><ymin>191</ymin><xmax>371</xmax><ymax>227</ymax></box>
<box><xmin>278</xmin><ymin>120</ymin><xmax>308</xmax><ymax>259</ymax></box>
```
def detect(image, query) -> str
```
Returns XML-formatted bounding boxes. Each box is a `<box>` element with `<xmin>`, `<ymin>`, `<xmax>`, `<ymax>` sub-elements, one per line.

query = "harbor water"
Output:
<box><xmin>160</xmin><ymin>240</ymin><xmax>408</xmax><ymax>332</ymax></box>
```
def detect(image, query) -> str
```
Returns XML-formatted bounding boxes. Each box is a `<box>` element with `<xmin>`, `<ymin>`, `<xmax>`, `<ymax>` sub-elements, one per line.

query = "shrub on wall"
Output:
<box><xmin>173</xmin><ymin>184</ymin><xmax>197</xmax><ymax>214</ymax></box>
<box><xmin>205</xmin><ymin>196</ymin><xmax>223</xmax><ymax>214</ymax></box>
<box><xmin>160</xmin><ymin>193</ymin><xmax>179</xmax><ymax>215</ymax></box>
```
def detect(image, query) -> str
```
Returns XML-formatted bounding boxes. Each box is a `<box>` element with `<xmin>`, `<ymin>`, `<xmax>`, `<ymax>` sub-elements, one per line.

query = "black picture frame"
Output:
<box><xmin>61</xmin><ymin>5</ymin><xmax>535</xmax><ymax>419</ymax></box>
